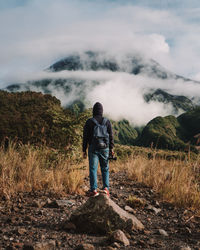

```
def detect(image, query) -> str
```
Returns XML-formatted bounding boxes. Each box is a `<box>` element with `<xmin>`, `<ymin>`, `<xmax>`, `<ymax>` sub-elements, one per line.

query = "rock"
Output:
<box><xmin>124</xmin><ymin>206</ymin><xmax>134</xmax><ymax>213</ymax></box>
<box><xmin>179</xmin><ymin>246</ymin><xmax>191</xmax><ymax>250</ymax></box>
<box><xmin>75</xmin><ymin>243</ymin><xmax>95</xmax><ymax>250</ymax></box>
<box><xmin>32</xmin><ymin>200</ymin><xmax>46</xmax><ymax>208</ymax></box>
<box><xmin>17</xmin><ymin>228</ymin><xmax>27</xmax><ymax>235</ymax></box>
<box><xmin>111</xmin><ymin>242</ymin><xmax>121</xmax><ymax>248</ymax></box>
<box><xmin>148</xmin><ymin>238</ymin><xmax>156</xmax><ymax>245</ymax></box>
<box><xmin>55</xmin><ymin>199</ymin><xmax>75</xmax><ymax>207</ymax></box>
<box><xmin>44</xmin><ymin>200</ymin><xmax>59</xmax><ymax>208</ymax></box>
<box><xmin>146</xmin><ymin>205</ymin><xmax>161</xmax><ymax>214</ymax></box>
<box><xmin>105</xmin><ymin>247</ymin><xmax>116</xmax><ymax>250</ymax></box>
<box><xmin>62</xmin><ymin>222</ymin><xmax>76</xmax><ymax>231</ymax></box>
<box><xmin>23</xmin><ymin>245</ymin><xmax>34</xmax><ymax>250</ymax></box>
<box><xmin>158</xmin><ymin>229</ymin><xmax>168</xmax><ymax>237</ymax></box>
<box><xmin>110</xmin><ymin>230</ymin><xmax>130</xmax><ymax>246</ymax></box>
<box><xmin>34</xmin><ymin>240</ymin><xmax>56</xmax><ymax>250</ymax></box>
<box><xmin>69</xmin><ymin>194</ymin><xmax>144</xmax><ymax>234</ymax></box>
<box><xmin>3</xmin><ymin>235</ymin><xmax>9</xmax><ymax>240</ymax></box>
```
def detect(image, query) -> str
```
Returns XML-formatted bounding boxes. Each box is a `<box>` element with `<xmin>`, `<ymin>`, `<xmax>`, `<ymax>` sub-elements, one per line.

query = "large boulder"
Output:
<box><xmin>69</xmin><ymin>194</ymin><xmax>144</xmax><ymax>234</ymax></box>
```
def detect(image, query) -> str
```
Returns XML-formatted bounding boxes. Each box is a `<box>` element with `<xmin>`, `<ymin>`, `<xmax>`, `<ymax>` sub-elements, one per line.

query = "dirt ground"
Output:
<box><xmin>0</xmin><ymin>170</ymin><xmax>200</xmax><ymax>249</ymax></box>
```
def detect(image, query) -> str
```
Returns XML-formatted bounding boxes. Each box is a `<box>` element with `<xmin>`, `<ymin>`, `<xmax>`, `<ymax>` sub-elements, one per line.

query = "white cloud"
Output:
<box><xmin>0</xmin><ymin>0</ymin><xmax>199</xmax><ymax>80</ymax></box>
<box><xmin>6</xmin><ymin>68</ymin><xmax>200</xmax><ymax>125</ymax></box>
<box><xmin>1</xmin><ymin>0</ymin><xmax>200</xmax><ymax>125</ymax></box>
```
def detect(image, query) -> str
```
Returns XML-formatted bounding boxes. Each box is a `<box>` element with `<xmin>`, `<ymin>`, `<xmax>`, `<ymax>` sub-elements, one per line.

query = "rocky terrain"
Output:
<box><xmin>0</xmin><ymin>170</ymin><xmax>200</xmax><ymax>250</ymax></box>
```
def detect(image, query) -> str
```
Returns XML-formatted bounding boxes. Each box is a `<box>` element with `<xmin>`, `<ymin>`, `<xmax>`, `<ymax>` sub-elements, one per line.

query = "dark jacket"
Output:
<box><xmin>82</xmin><ymin>102</ymin><xmax>114</xmax><ymax>152</ymax></box>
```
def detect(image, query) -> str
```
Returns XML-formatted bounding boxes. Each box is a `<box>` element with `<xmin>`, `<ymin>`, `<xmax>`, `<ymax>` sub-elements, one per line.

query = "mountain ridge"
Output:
<box><xmin>5</xmin><ymin>51</ymin><xmax>200</xmax><ymax>117</ymax></box>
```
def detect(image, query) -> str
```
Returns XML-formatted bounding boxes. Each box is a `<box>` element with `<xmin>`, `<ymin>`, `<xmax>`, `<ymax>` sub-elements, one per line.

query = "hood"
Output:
<box><xmin>93</xmin><ymin>102</ymin><xmax>103</xmax><ymax>116</ymax></box>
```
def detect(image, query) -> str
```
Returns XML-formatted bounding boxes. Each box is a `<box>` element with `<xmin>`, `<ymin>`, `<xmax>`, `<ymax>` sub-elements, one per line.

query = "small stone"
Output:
<box><xmin>137</xmin><ymin>239</ymin><xmax>147</xmax><ymax>247</ymax></box>
<box><xmin>186</xmin><ymin>227</ymin><xmax>191</xmax><ymax>234</ymax></box>
<box><xmin>75</xmin><ymin>243</ymin><xmax>95</xmax><ymax>250</ymax></box>
<box><xmin>112</xmin><ymin>242</ymin><xmax>121</xmax><ymax>248</ymax></box>
<box><xmin>23</xmin><ymin>245</ymin><xmax>34</xmax><ymax>250</ymax></box>
<box><xmin>179</xmin><ymin>246</ymin><xmax>192</xmax><ymax>250</ymax></box>
<box><xmin>124</xmin><ymin>206</ymin><xmax>134</xmax><ymax>213</ymax></box>
<box><xmin>17</xmin><ymin>228</ymin><xmax>27</xmax><ymax>235</ymax></box>
<box><xmin>158</xmin><ymin>229</ymin><xmax>168</xmax><ymax>237</ymax></box>
<box><xmin>110</xmin><ymin>230</ymin><xmax>130</xmax><ymax>246</ymax></box>
<box><xmin>3</xmin><ymin>235</ymin><xmax>9</xmax><ymax>240</ymax></box>
<box><xmin>55</xmin><ymin>199</ymin><xmax>75</xmax><ymax>207</ymax></box>
<box><xmin>148</xmin><ymin>238</ymin><xmax>155</xmax><ymax>245</ymax></box>
<box><xmin>46</xmin><ymin>198</ymin><xmax>52</xmax><ymax>204</ymax></box>
<box><xmin>144</xmin><ymin>230</ymin><xmax>151</xmax><ymax>235</ymax></box>
<box><xmin>105</xmin><ymin>247</ymin><xmax>115</xmax><ymax>250</ymax></box>
<box><xmin>32</xmin><ymin>200</ymin><xmax>45</xmax><ymax>208</ymax></box>
<box><xmin>34</xmin><ymin>240</ymin><xmax>56</xmax><ymax>250</ymax></box>
<box><xmin>44</xmin><ymin>199</ymin><xmax>59</xmax><ymax>208</ymax></box>
<box><xmin>146</xmin><ymin>205</ymin><xmax>161</xmax><ymax>214</ymax></box>
<box><xmin>24</xmin><ymin>216</ymin><xmax>32</xmax><ymax>222</ymax></box>
<box><xmin>63</xmin><ymin>222</ymin><xmax>76</xmax><ymax>231</ymax></box>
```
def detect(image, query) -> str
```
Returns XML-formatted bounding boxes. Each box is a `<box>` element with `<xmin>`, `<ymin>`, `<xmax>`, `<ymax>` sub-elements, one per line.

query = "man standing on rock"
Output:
<box><xmin>83</xmin><ymin>102</ymin><xmax>114</xmax><ymax>197</ymax></box>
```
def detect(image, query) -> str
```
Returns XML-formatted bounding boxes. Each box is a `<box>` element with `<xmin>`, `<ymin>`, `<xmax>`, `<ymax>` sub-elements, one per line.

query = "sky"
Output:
<box><xmin>1</xmin><ymin>0</ymin><xmax>200</xmax><ymax>82</ymax></box>
<box><xmin>1</xmin><ymin>0</ymin><xmax>200</xmax><ymax>125</ymax></box>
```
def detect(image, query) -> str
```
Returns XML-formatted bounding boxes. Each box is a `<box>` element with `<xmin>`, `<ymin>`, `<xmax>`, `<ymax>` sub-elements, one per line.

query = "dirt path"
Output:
<box><xmin>0</xmin><ymin>170</ymin><xmax>200</xmax><ymax>249</ymax></box>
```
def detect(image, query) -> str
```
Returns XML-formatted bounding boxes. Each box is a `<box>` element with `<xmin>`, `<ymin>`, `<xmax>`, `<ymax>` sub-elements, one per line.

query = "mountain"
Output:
<box><xmin>144</xmin><ymin>89</ymin><xmax>195</xmax><ymax>112</ymax></box>
<box><xmin>5</xmin><ymin>51</ymin><xmax>199</xmax><ymax>116</ymax></box>
<box><xmin>138</xmin><ymin>107</ymin><xmax>200</xmax><ymax>152</ymax></box>
<box><xmin>47</xmin><ymin>51</ymin><xmax>194</xmax><ymax>81</ymax></box>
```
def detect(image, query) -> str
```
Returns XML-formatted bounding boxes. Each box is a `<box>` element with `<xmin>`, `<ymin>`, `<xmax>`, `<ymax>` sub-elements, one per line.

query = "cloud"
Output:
<box><xmin>0</xmin><ymin>0</ymin><xmax>199</xmax><ymax>81</ymax></box>
<box><xmin>1</xmin><ymin>0</ymin><xmax>200</xmax><ymax>125</ymax></box>
<box><xmin>6</xmin><ymin>67</ymin><xmax>200</xmax><ymax>125</ymax></box>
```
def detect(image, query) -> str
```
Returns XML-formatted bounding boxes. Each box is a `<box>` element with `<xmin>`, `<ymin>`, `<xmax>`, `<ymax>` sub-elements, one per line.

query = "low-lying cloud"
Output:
<box><xmin>6</xmin><ymin>67</ymin><xmax>200</xmax><ymax>126</ymax></box>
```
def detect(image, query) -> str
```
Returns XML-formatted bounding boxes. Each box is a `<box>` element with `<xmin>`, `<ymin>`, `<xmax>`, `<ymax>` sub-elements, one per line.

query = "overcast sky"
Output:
<box><xmin>0</xmin><ymin>0</ymin><xmax>200</xmax><ymax>86</ymax></box>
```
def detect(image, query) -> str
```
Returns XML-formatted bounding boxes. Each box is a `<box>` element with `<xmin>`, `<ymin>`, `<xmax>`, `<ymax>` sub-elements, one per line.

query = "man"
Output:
<box><xmin>82</xmin><ymin>102</ymin><xmax>114</xmax><ymax>197</ymax></box>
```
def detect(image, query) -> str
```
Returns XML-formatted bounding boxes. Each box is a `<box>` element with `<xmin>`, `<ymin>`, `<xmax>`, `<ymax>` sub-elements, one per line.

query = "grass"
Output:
<box><xmin>0</xmin><ymin>142</ymin><xmax>200</xmax><ymax>213</ymax></box>
<box><xmin>110</xmin><ymin>149</ymin><xmax>200</xmax><ymax>212</ymax></box>
<box><xmin>0</xmin><ymin>142</ymin><xmax>87</xmax><ymax>198</ymax></box>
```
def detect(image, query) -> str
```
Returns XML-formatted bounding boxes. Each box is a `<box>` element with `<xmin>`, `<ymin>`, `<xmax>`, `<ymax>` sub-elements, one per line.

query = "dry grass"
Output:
<box><xmin>111</xmin><ymin>152</ymin><xmax>200</xmax><ymax>211</ymax></box>
<box><xmin>0</xmin><ymin>143</ymin><xmax>87</xmax><ymax>198</ymax></box>
<box><xmin>1</xmin><ymin>142</ymin><xmax>200</xmax><ymax>213</ymax></box>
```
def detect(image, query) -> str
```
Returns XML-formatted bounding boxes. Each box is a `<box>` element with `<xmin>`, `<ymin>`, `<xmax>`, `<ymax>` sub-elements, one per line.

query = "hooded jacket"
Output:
<box><xmin>82</xmin><ymin>102</ymin><xmax>114</xmax><ymax>152</ymax></box>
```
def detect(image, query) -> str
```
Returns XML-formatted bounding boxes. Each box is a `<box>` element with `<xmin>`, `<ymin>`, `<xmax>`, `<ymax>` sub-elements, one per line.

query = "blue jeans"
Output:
<box><xmin>88</xmin><ymin>145</ymin><xmax>109</xmax><ymax>191</ymax></box>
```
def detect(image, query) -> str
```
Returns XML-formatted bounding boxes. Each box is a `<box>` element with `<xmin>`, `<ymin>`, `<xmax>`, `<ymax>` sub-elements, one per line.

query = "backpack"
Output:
<box><xmin>91</xmin><ymin>117</ymin><xmax>109</xmax><ymax>149</ymax></box>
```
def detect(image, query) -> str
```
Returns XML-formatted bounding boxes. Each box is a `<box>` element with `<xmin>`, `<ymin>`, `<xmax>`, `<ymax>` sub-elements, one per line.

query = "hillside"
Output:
<box><xmin>1</xmin><ymin>90</ymin><xmax>200</xmax><ymax>153</ymax></box>
<box><xmin>138</xmin><ymin>107</ymin><xmax>200</xmax><ymax>152</ymax></box>
<box><xmin>0</xmin><ymin>91</ymin><xmax>85</xmax><ymax>151</ymax></box>
<box><xmin>0</xmin><ymin>91</ymin><xmax>139</xmax><ymax>151</ymax></box>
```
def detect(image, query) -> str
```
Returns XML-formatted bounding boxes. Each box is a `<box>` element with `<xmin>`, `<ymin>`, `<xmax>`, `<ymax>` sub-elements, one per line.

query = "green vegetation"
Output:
<box><xmin>139</xmin><ymin>115</ymin><xmax>186</xmax><ymax>151</ymax></box>
<box><xmin>138</xmin><ymin>109</ymin><xmax>200</xmax><ymax>152</ymax></box>
<box><xmin>0</xmin><ymin>91</ymin><xmax>90</xmax><ymax>158</ymax></box>
<box><xmin>1</xmin><ymin>90</ymin><xmax>200</xmax><ymax>156</ymax></box>
<box><xmin>178</xmin><ymin>107</ymin><xmax>200</xmax><ymax>141</ymax></box>
<box><xmin>144</xmin><ymin>89</ymin><xmax>194</xmax><ymax>112</ymax></box>
<box><xmin>111</xmin><ymin>119</ymin><xmax>138</xmax><ymax>145</ymax></box>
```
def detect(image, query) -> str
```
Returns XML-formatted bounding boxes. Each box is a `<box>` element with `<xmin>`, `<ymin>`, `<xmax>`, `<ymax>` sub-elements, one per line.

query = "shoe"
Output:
<box><xmin>88</xmin><ymin>190</ymin><xmax>99</xmax><ymax>197</ymax></box>
<box><xmin>103</xmin><ymin>187</ymin><xmax>110</xmax><ymax>197</ymax></box>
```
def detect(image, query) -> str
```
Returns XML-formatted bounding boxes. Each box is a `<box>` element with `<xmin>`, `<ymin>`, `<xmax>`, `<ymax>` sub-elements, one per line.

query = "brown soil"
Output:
<box><xmin>0</xmin><ymin>170</ymin><xmax>200</xmax><ymax>249</ymax></box>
